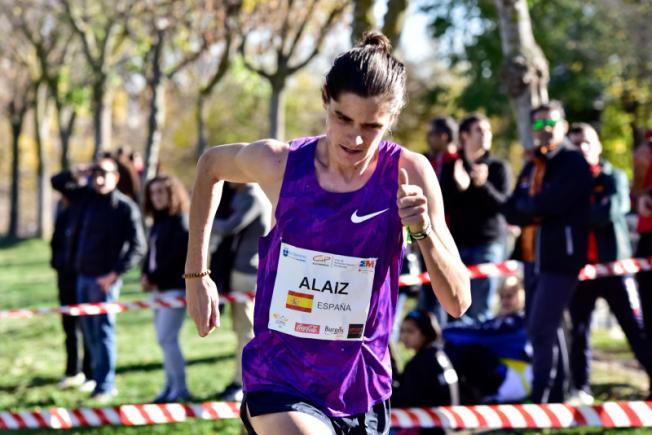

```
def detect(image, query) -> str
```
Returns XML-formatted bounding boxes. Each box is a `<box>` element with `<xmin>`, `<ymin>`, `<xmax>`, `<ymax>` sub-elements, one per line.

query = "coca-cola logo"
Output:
<box><xmin>294</xmin><ymin>322</ymin><xmax>320</xmax><ymax>334</ymax></box>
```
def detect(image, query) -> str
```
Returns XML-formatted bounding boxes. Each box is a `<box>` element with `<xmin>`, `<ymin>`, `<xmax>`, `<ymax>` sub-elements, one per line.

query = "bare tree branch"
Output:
<box><xmin>288</xmin><ymin>2</ymin><xmax>346</xmax><ymax>75</ymax></box>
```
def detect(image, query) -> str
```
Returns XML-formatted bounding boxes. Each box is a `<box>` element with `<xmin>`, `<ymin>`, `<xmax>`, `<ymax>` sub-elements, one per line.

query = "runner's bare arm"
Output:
<box><xmin>185</xmin><ymin>139</ymin><xmax>288</xmax><ymax>336</ymax></box>
<box><xmin>398</xmin><ymin>150</ymin><xmax>471</xmax><ymax>318</ymax></box>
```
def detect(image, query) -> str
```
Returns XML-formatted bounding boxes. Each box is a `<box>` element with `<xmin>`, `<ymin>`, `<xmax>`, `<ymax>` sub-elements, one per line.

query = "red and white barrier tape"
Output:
<box><xmin>580</xmin><ymin>257</ymin><xmax>652</xmax><ymax>281</ymax></box>
<box><xmin>391</xmin><ymin>401</ymin><xmax>652</xmax><ymax>429</ymax></box>
<box><xmin>0</xmin><ymin>401</ymin><xmax>240</xmax><ymax>430</ymax></box>
<box><xmin>2</xmin><ymin>257</ymin><xmax>651</xmax><ymax>320</ymax></box>
<box><xmin>397</xmin><ymin>257</ymin><xmax>652</xmax><ymax>287</ymax></box>
<box><xmin>0</xmin><ymin>293</ymin><xmax>254</xmax><ymax>319</ymax></box>
<box><xmin>2</xmin><ymin>400</ymin><xmax>652</xmax><ymax>430</ymax></box>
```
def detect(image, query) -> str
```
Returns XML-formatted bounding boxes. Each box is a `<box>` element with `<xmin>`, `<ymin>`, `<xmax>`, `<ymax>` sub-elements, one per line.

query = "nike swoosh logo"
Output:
<box><xmin>351</xmin><ymin>208</ymin><xmax>389</xmax><ymax>224</ymax></box>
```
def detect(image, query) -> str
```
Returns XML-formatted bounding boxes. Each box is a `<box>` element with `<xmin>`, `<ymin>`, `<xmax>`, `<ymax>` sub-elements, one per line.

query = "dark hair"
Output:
<box><xmin>143</xmin><ymin>175</ymin><xmax>190</xmax><ymax>218</ymax></box>
<box><xmin>404</xmin><ymin>309</ymin><xmax>441</xmax><ymax>344</ymax></box>
<box><xmin>530</xmin><ymin>100</ymin><xmax>566</xmax><ymax>121</ymax></box>
<box><xmin>568</xmin><ymin>122</ymin><xmax>593</xmax><ymax>136</ymax></box>
<box><xmin>459</xmin><ymin>113</ymin><xmax>489</xmax><ymax>137</ymax></box>
<box><xmin>429</xmin><ymin>116</ymin><xmax>458</xmax><ymax>145</ymax></box>
<box><xmin>97</xmin><ymin>153</ymin><xmax>119</xmax><ymax>170</ymax></box>
<box><xmin>322</xmin><ymin>31</ymin><xmax>406</xmax><ymax>114</ymax></box>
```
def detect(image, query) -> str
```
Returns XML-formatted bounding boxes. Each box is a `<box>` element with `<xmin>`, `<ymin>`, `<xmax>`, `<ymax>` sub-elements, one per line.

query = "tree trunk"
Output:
<box><xmin>351</xmin><ymin>0</ymin><xmax>376</xmax><ymax>45</ymax></box>
<box><xmin>382</xmin><ymin>0</ymin><xmax>409</xmax><ymax>48</ymax></box>
<box><xmin>196</xmin><ymin>94</ymin><xmax>208</xmax><ymax>160</ymax></box>
<box><xmin>92</xmin><ymin>79</ymin><xmax>104</xmax><ymax>160</ymax></box>
<box><xmin>269</xmin><ymin>81</ymin><xmax>286</xmax><ymax>141</ymax></box>
<box><xmin>34</xmin><ymin>85</ymin><xmax>52</xmax><ymax>239</ymax></box>
<box><xmin>92</xmin><ymin>76</ymin><xmax>112</xmax><ymax>160</ymax></box>
<box><xmin>494</xmin><ymin>0</ymin><xmax>549</xmax><ymax>150</ymax></box>
<box><xmin>143</xmin><ymin>30</ymin><xmax>166</xmax><ymax>187</ymax></box>
<box><xmin>58</xmin><ymin>107</ymin><xmax>77</xmax><ymax>171</ymax></box>
<box><xmin>8</xmin><ymin>108</ymin><xmax>26</xmax><ymax>239</ymax></box>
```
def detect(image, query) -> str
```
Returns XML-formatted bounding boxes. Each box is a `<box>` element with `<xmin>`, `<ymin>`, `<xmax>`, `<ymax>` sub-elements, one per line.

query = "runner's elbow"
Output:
<box><xmin>446</xmin><ymin>276</ymin><xmax>471</xmax><ymax>319</ymax></box>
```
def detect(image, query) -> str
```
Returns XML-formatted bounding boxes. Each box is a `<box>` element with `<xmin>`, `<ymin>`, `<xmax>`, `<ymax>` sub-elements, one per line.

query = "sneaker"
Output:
<box><xmin>58</xmin><ymin>373</ymin><xmax>86</xmax><ymax>390</ymax></box>
<box><xmin>152</xmin><ymin>388</ymin><xmax>171</xmax><ymax>404</ymax></box>
<box><xmin>218</xmin><ymin>383</ymin><xmax>243</xmax><ymax>402</ymax></box>
<box><xmin>567</xmin><ymin>390</ymin><xmax>594</xmax><ymax>406</ymax></box>
<box><xmin>90</xmin><ymin>388</ymin><xmax>118</xmax><ymax>403</ymax></box>
<box><xmin>79</xmin><ymin>379</ymin><xmax>97</xmax><ymax>393</ymax></box>
<box><xmin>169</xmin><ymin>391</ymin><xmax>193</xmax><ymax>403</ymax></box>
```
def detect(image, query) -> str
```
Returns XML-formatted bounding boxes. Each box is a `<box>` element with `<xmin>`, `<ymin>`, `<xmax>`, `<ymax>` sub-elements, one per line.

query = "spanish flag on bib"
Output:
<box><xmin>286</xmin><ymin>291</ymin><xmax>313</xmax><ymax>313</ymax></box>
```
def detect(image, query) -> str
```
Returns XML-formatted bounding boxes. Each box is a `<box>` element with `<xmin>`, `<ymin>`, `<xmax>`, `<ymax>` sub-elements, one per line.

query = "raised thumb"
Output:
<box><xmin>399</xmin><ymin>168</ymin><xmax>409</xmax><ymax>186</ymax></box>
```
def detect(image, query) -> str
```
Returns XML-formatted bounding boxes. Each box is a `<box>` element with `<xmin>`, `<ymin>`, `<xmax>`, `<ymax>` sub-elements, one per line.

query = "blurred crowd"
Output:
<box><xmin>48</xmin><ymin>102</ymin><xmax>652</xmax><ymax>417</ymax></box>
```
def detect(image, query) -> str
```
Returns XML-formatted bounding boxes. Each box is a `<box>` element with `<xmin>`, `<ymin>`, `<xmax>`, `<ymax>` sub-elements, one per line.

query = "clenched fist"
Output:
<box><xmin>397</xmin><ymin>168</ymin><xmax>431</xmax><ymax>235</ymax></box>
<box><xmin>186</xmin><ymin>276</ymin><xmax>220</xmax><ymax>337</ymax></box>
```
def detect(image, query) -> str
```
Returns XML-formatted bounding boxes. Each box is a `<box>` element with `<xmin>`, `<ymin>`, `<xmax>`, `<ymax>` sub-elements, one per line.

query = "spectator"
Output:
<box><xmin>211</xmin><ymin>182</ymin><xmax>272</xmax><ymax>401</ymax></box>
<box><xmin>392</xmin><ymin>309</ymin><xmax>458</xmax><ymax>435</ymax></box>
<box><xmin>444</xmin><ymin>310</ymin><xmax>531</xmax><ymax>404</ymax></box>
<box><xmin>503</xmin><ymin>101</ymin><xmax>593</xmax><ymax>403</ymax></box>
<box><xmin>209</xmin><ymin>182</ymin><xmax>237</xmax><ymax>297</ymax></box>
<box><xmin>633</xmin><ymin>129</ymin><xmax>652</xmax><ymax>399</ymax></box>
<box><xmin>567</xmin><ymin>124</ymin><xmax>652</xmax><ymax>405</ymax></box>
<box><xmin>52</xmin><ymin>156</ymin><xmax>146</xmax><ymax>402</ymax></box>
<box><xmin>439</xmin><ymin>113</ymin><xmax>511</xmax><ymax>322</ymax></box>
<box><xmin>50</xmin><ymin>190</ymin><xmax>93</xmax><ymax>392</ymax></box>
<box><xmin>416</xmin><ymin>117</ymin><xmax>459</xmax><ymax>325</ymax></box>
<box><xmin>496</xmin><ymin>275</ymin><xmax>525</xmax><ymax>317</ymax></box>
<box><xmin>142</xmin><ymin>175</ymin><xmax>193</xmax><ymax>403</ymax></box>
<box><xmin>425</xmin><ymin>116</ymin><xmax>459</xmax><ymax>177</ymax></box>
<box><xmin>109</xmin><ymin>148</ymin><xmax>141</xmax><ymax>203</ymax></box>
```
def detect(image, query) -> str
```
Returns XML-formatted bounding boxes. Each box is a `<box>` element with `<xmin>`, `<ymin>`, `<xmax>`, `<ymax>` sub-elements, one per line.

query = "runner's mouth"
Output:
<box><xmin>340</xmin><ymin>144</ymin><xmax>362</xmax><ymax>154</ymax></box>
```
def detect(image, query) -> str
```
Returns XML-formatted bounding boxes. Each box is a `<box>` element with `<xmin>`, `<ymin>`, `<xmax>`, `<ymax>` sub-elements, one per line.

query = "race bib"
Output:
<box><xmin>268</xmin><ymin>242</ymin><xmax>377</xmax><ymax>341</ymax></box>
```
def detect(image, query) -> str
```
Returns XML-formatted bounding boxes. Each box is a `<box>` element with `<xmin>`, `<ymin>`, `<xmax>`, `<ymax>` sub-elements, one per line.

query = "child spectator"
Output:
<box><xmin>393</xmin><ymin>310</ymin><xmax>459</xmax><ymax>408</ymax></box>
<box><xmin>497</xmin><ymin>275</ymin><xmax>525</xmax><ymax>317</ymax></box>
<box><xmin>445</xmin><ymin>278</ymin><xmax>531</xmax><ymax>404</ymax></box>
<box><xmin>142</xmin><ymin>175</ymin><xmax>192</xmax><ymax>403</ymax></box>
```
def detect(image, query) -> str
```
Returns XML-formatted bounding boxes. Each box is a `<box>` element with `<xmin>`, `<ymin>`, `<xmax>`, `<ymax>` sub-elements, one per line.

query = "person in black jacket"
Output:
<box><xmin>566</xmin><ymin>123</ymin><xmax>652</xmax><ymax>404</ymax></box>
<box><xmin>51</xmin><ymin>156</ymin><xmax>146</xmax><ymax>402</ymax></box>
<box><xmin>503</xmin><ymin>101</ymin><xmax>593</xmax><ymax>404</ymax></box>
<box><xmin>392</xmin><ymin>310</ymin><xmax>458</xmax><ymax>435</ymax></box>
<box><xmin>51</xmin><ymin>193</ymin><xmax>93</xmax><ymax>391</ymax></box>
<box><xmin>439</xmin><ymin>113</ymin><xmax>511</xmax><ymax>322</ymax></box>
<box><xmin>142</xmin><ymin>175</ymin><xmax>193</xmax><ymax>403</ymax></box>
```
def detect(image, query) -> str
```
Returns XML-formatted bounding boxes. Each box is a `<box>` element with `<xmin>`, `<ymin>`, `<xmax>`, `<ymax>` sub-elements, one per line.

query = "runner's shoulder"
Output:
<box><xmin>239</xmin><ymin>139</ymin><xmax>290</xmax><ymax>181</ymax></box>
<box><xmin>398</xmin><ymin>147</ymin><xmax>434</xmax><ymax>180</ymax></box>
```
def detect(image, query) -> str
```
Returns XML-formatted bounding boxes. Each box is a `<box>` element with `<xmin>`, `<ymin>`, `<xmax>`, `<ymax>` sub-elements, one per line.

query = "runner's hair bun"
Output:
<box><xmin>358</xmin><ymin>31</ymin><xmax>392</xmax><ymax>54</ymax></box>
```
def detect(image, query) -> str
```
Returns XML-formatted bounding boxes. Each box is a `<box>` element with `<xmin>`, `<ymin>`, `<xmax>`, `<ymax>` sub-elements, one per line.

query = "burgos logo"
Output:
<box><xmin>312</xmin><ymin>255</ymin><xmax>332</xmax><ymax>266</ymax></box>
<box><xmin>359</xmin><ymin>259</ymin><xmax>376</xmax><ymax>269</ymax></box>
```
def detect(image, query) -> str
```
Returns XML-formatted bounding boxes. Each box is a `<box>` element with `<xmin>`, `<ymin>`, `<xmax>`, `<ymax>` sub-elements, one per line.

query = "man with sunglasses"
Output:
<box><xmin>52</xmin><ymin>156</ymin><xmax>146</xmax><ymax>402</ymax></box>
<box><xmin>504</xmin><ymin>101</ymin><xmax>593</xmax><ymax>403</ymax></box>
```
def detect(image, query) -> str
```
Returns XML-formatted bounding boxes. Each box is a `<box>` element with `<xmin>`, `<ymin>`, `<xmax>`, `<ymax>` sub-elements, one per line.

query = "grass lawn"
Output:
<box><xmin>0</xmin><ymin>238</ymin><xmax>649</xmax><ymax>434</ymax></box>
<box><xmin>1</xmin><ymin>238</ymin><xmax>240</xmax><ymax>434</ymax></box>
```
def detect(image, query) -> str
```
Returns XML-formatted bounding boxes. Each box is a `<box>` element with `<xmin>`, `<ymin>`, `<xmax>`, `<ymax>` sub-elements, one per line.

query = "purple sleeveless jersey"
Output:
<box><xmin>241</xmin><ymin>136</ymin><xmax>405</xmax><ymax>417</ymax></box>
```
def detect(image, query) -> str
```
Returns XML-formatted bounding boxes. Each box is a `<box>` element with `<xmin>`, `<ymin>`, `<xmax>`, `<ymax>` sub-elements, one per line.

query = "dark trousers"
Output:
<box><xmin>57</xmin><ymin>271</ymin><xmax>92</xmax><ymax>378</ymax></box>
<box><xmin>570</xmin><ymin>275</ymin><xmax>652</xmax><ymax>393</ymax></box>
<box><xmin>636</xmin><ymin>232</ymin><xmax>652</xmax><ymax>389</ymax></box>
<box><xmin>524</xmin><ymin>263</ymin><xmax>577</xmax><ymax>403</ymax></box>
